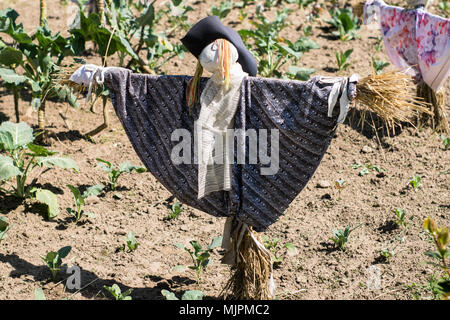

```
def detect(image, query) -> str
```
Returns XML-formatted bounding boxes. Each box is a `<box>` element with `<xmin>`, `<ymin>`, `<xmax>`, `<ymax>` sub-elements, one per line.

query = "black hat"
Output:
<box><xmin>181</xmin><ymin>16</ymin><xmax>257</xmax><ymax>76</ymax></box>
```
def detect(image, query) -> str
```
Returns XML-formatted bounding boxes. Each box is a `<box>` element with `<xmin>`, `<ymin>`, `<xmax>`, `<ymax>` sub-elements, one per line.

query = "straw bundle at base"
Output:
<box><xmin>221</xmin><ymin>225</ymin><xmax>274</xmax><ymax>300</ymax></box>
<box><xmin>355</xmin><ymin>71</ymin><xmax>431</xmax><ymax>130</ymax></box>
<box><xmin>417</xmin><ymin>81</ymin><xmax>449</xmax><ymax>134</ymax></box>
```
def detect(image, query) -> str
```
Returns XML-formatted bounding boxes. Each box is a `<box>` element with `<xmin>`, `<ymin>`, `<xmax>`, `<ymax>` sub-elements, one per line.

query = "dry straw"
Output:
<box><xmin>355</xmin><ymin>71</ymin><xmax>431</xmax><ymax>130</ymax></box>
<box><xmin>221</xmin><ymin>226</ymin><xmax>273</xmax><ymax>300</ymax></box>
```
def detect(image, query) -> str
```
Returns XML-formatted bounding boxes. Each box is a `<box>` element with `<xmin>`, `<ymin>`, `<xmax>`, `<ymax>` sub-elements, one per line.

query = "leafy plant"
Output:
<box><xmin>409</xmin><ymin>175</ymin><xmax>421</xmax><ymax>190</ymax></box>
<box><xmin>438</xmin><ymin>0</ymin><xmax>449</xmax><ymax>18</ymax></box>
<box><xmin>372</xmin><ymin>57</ymin><xmax>390</xmax><ymax>74</ymax></box>
<box><xmin>358</xmin><ymin>163</ymin><xmax>383</xmax><ymax>176</ymax></box>
<box><xmin>285</xmin><ymin>0</ymin><xmax>315</xmax><ymax>9</ymax></box>
<box><xmin>103</xmin><ymin>284</ymin><xmax>132</xmax><ymax>300</ymax></box>
<box><xmin>0</xmin><ymin>9</ymin><xmax>78</xmax><ymax>140</ymax></box>
<box><xmin>66</xmin><ymin>184</ymin><xmax>103</xmax><ymax>222</ymax></box>
<box><xmin>423</xmin><ymin>217</ymin><xmax>450</xmax><ymax>299</ymax></box>
<box><xmin>175</xmin><ymin>236</ymin><xmax>222</xmax><ymax>283</ymax></box>
<box><xmin>166</xmin><ymin>201</ymin><xmax>183</xmax><ymax>220</ymax></box>
<box><xmin>0</xmin><ymin>216</ymin><xmax>10</xmax><ymax>244</ymax></box>
<box><xmin>96</xmin><ymin>158</ymin><xmax>146</xmax><ymax>191</ymax></box>
<box><xmin>238</xmin><ymin>9</ymin><xmax>319</xmax><ymax>78</ymax></box>
<box><xmin>34</xmin><ymin>287</ymin><xmax>46</xmax><ymax>300</ymax></box>
<box><xmin>380</xmin><ymin>248</ymin><xmax>394</xmax><ymax>263</ymax></box>
<box><xmin>0</xmin><ymin>122</ymin><xmax>78</xmax><ymax>199</ymax></box>
<box><xmin>335</xmin><ymin>49</ymin><xmax>353</xmax><ymax>71</ymax></box>
<box><xmin>441</xmin><ymin>135</ymin><xmax>449</xmax><ymax>149</ymax></box>
<box><xmin>40</xmin><ymin>246</ymin><xmax>72</xmax><ymax>280</ymax></box>
<box><xmin>125</xmin><ymin>231</ymin><xmax>139</xmax><ymax>252</ymax></box>
<box><xmin>330</xmin><ymin>224</ymin><xmax>362</xmax><ymax>251</ymax></box>
<box><xmin>34</xmin><ymin>188</ymin><xmax>60</xmax><ymax>220</ymax></box>
<box><xmin>325</xmin><ymin>7</ymin><xmax>360</xmax><ymax>42</ymax></box>
<box><xmin>210</xmin><ymin>1</ymin><xmax>233</xmax><ymax>19</ymax></box>
<box><xmin>394</xmin><ymin>208</ymin><xmax>407</xmax><ymax>227</ymax></box>
<box><xmin>161</xmin><ymin>289</ymin><xmax>204</xmax><ymax>300</ymax></box>
<box><xmin>263</xmin><ymin>237</ymin><xmax>296</xmax><ymax>268</ymax></box>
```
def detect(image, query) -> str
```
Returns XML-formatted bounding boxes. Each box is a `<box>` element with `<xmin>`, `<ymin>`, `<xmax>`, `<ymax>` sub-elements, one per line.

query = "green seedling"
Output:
<box><xmin>371</xmin><ymin>57</ymin><xmax>390</xmax><ymax>74</ymax></box>
<box><xmin>96</xmin><ymin>158</ymin><xmax>146</xmax><ymax>191</ymax></box>
<box><xmin>125</xmin><ymin>231</ymin><xmax>139</xmax><ymax>252</ymax></box>
<box><xmin>0</xmin><ymin>122</ymin><xmax>78</xmax><ymax>200</ymax></box>
<box><xmin>0</xmin><ymin>216</ymin><xmax>10</xmax><ymax>244</ymax></box>
<box><xmin>441</xmin><ymin>135</ymin><xmax>449</xmax><ymax>149</ymax></box>
<box><xmin>103</xmin><ymin>284</ymin><xmax>132</xmax><ymax>300</ymax></box>
<box><xmin>161</xmin><ymin>289</ymin><xmax>204</xmax><ymax>300</ymax></box>
<box><xmin>263</xmin><ymin>237</ymin><xmax>296</xmax><ymax>268</ymax></box>
<box><xmin>423</xmin><ymin>217</ymin><xmax>450</xmax><ymax>299</ymax></box>
<box><xmin>335</xmin><ymin>49</ymin><xmax>353</xmax><ymax>71</ymax></box>
<box><xmin>166</xmin><ymin>201</ymin><xmax>183</xmax><ymax>220</ymax></box>
<box><xmin>334</xmin><ymin>178</ymin><xmax>346</xmax><ymax>199</ymax></box>
<box><xmin>40</xmin><ymin>246</ymin><xmax>72</xmax><ymax>281</ymax></box>
<box><xmin>358</xmin><ymin>163</ymin><xmax>383</xmax><ymax>176</ymax></box>
<box><xmin>66</xmin><ymin>184</ymin><xmax>103</xmax><ymax>222</ymax></box>
<box><xmin>409</xmin><ymin>175</ymin><xmax>421</xmax><ymax>190</ymax></box>
<box><xmin>175</xmin><ymin>236</ymin><xmax>222</xmax><ymax>283</ymax></box>
<box><xmin>210</xmin><ymin>1</ymin><xmax>233</xmax><ymax>19</ymax></box>
<box><xmin>325</xmin><ymin>8</ymin><xmax>360</xmax><ymax>42</ymax></box>
<box><xmin>380</xmin><ymin>248</ymin><xmax>394</xmax><ymax>263</ymax></box>
<box><xmin>394</xmin><ymin>208</ymin><xmax>407</xmax><ymax>227</ymax></box>
<box><xmin>34</xmin><ymin>287</ymin><xmax>46</xmax><ymax>300</ymax></box>
<box><xmin>285</xmin><ymin>0</ymin><xmax>315</xmax><ymax>9</ymax></box>
<box><xmin>330</xmin><ymin>224</ymin><xmax>362</xmax><ymax>251</ymax></box>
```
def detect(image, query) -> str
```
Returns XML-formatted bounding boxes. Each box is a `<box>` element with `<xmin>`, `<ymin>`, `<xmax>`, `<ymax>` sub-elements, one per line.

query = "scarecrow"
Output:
<box><xmin>57</xmin><ymin>16</ymin><xmax>428</xmax><ymax>299</ymax></box>
<box><xmin>358</xmin><ymin>0</ymin><xmax>449</xmax><ymax>132</ymax></box>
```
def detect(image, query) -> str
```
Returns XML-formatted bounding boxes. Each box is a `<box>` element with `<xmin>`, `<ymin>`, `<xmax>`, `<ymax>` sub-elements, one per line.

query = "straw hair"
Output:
<box><xmin>186</xmin><ymin>60</ymin><xmax>204</xmax><ymax>111</ymax></box>
<box><xmin>355</xmin><ymin>71</ymin><xmax>431</xmax><ymax>129</ymax></box>
<box><xmin>217</xmin><ymin>39</ymin><xmax>231</xmax><ymax>90</ymax></box>
<box><xmin>221</xmin><ymin>226</ymin><xmax>273</xmax><ymax>300</ymax></box>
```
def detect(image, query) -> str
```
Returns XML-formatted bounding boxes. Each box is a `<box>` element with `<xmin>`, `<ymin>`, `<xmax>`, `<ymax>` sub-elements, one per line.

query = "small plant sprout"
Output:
<box><xmin>103</xmin><ymin>284</ymin><xmax>133</xmax><ymax>300</ymax></box>
<box><xmin>330</xmin><ymin>224</ymin><xmax>362</xmax><ymax>251</ymax></box>
<box><xmin>358</xmin><ymin>163</ymin><xmax>384</xmax><ymax>176</ymax></box>
<box><xmin>371</xmin><ymin>57</ymin><xmax>390</xmax><ymax>74</ymax></box>
<box><xmin>335</xmin><ymin>49</ymin><xmax>353</xmax><ymax>71</ymax></box>
<box><xmin>0</xmin><ymin>216</ymin><xmax>10</xmax><ymax>244</ymax></box>
<box><xmin>125</xmin><ymin>231</ymin><xmax>139</xmax><ymax>252</ymax></box>
<box><xmin>423</xmin><ymin>217</ymin><xmax>450</xmax><ymax>299</ymax></box>
<box><xmin>175</xmin><ymin>236</ymin><xmax>222</xmax><ymax>283</ymax></box>
<box><xmin>394</xmin><ymin>208</ymin><xmax>407</xmax><ymax>227</ymax></box>
<box><xmin>441</xmin><ymin>135</ymin><xmax>449</xmax><ymax>149</ymax></box>
<box><xmin>380</xmin><ymin>248</ymin><xmax>394</xmax><ymax>263</ymax></box>
<box><xmin>161</xmin><ymin>289</ymin><xmax>205</xmax><ymax>300</ymax></box>
<box><xmin>263</xmin><ymin>237</ymin><xmax>296</xmax><ymax>268</ymax></box>
<box><xmin>40</xmin><ymin>246</ymin><xmax>72</xmax><ymax>281</ymax></box>
<box><xmin>166</xmin><ymin>201</ymin><xmax>183</xmax><ymax>220</ymax></box>
<box><xmin>34</xmin><ymin>288</ymin><xmax>46</xmax><ymax>300</ymax></box>
<box><xmin>335</xmin><ymin>178</ymin><xmax>346</xmax><ymax>199</ymax></box>
<box><xmin>409</xmin><ymin>175</ymin><xmax>421</xmax><ymax>190</ymax></box>
<box><xmin>66</xmin><ymin>184</ymin><xmax>104</xmax><ymax>222</ymax></box>
<box><xmin>96</xmin><ymin>158</ymin><xmax>146</xmax><ymax>191</ymax></box>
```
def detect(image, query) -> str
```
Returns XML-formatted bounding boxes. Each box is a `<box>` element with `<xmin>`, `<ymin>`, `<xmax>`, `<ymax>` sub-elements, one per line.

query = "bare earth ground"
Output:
<box><xmin>0</xmin><ymin>0</ymin><xmax>449</xmax><ymax>300</ymax></box>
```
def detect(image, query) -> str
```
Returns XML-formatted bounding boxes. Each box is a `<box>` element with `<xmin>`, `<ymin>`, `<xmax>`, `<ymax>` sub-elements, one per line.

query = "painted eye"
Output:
<box><xmin>211</xmin><ymin>42</ymin><xmax>218</xmax><ymax>51</ymax></box>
